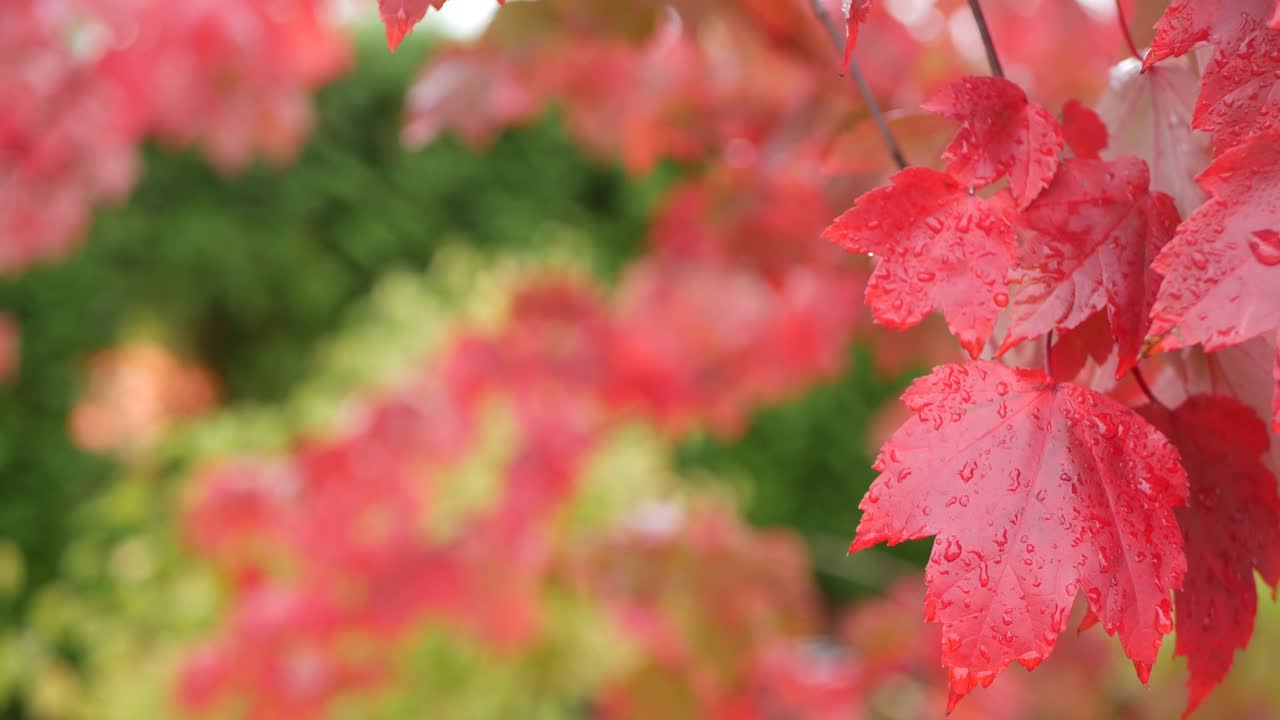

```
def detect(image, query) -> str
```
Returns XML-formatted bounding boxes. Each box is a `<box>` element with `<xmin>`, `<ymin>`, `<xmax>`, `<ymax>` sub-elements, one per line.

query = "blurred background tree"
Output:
<box><xmin>2</xmin><ymin>2</ymin><xmax>1279</xmax><ymax>719</ymax></box>
<box><xmin>0</xmin><ymin>28</ymin><xmax>905</xmax><ymax>718</ymax></box>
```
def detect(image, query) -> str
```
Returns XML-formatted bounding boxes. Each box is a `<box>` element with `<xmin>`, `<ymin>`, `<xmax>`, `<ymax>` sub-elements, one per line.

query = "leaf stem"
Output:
<box><xmin>1130</xmin><ymin>366</ymin><xmax>1164</xmax><ymax>408</ymax></box>
<box><xmin>809</xmin><ymin>0</ymin><xmax>909</xmax><ymax>169</ymax></box>
<box><xmin>1114</xmin><ymin>0</ymin><xmax>1143</xmax><ymax>61</ymax></box>
<box><xmin>967</xmin><ymin>0</ymin><xmax>1004</xmax><ymax>78</ymax></box>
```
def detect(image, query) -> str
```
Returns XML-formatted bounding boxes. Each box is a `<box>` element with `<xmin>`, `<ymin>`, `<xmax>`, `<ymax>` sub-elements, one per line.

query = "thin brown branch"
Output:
<box><xmin>809</xmin><ymin>0</ymin><xmax>909</xmax><ymax>170</ymax></box>
<box><xmin>1115</xmin><ymin>0</ymin><xmax>1144</xmax><ymax>61</ymax></box>
<box><xmin>1131</xmin><ymin>366</ymin><xmax>1165</xmax><ymax>408</ymax></box>
<box><xmin>968</xmin><ymin>0</ymin><xmax>1004</xmax><ymax>78</ymax></box>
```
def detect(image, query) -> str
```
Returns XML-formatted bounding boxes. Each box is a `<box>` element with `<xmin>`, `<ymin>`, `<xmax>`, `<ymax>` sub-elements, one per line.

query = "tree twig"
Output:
<box><xmin>1131</xmin><ymin>366</ymin><xmax>1165</xmax><ymax>408</ymax></box>
<box><xmin>809</xmin><ymin>0</ymin><xmax>908</xmax><ymax>170</ymax></box>
<box><xmin>1114</xmin><ymin>0</ymin><xmax>1144</xmax><ymax>61</ymax></box>
<box><xmin>968</xmin><ymin>0</ymin><xmax>1004</xmax><ymax>78</ymax></box>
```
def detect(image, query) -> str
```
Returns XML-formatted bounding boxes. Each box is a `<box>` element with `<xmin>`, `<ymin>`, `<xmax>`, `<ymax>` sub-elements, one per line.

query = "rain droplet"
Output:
<box><xmin>943</xmin><ymin>537</ymin><xmax>964</xmax><ymax>562</ymax></box>
<box><xmin>1249</xmin><ymin>230</ymin><xmax>1280</xmax><ymax>266</ymax></box>
<box><xmin>1050</xmin><ymin>604</ymin><xmax>1067</xmax><ymax>632</ymax></box>
<box><xmin>1017</xmin><ymin>651</ymin><xmax>1042</xmax><ymax>670</ymax></box>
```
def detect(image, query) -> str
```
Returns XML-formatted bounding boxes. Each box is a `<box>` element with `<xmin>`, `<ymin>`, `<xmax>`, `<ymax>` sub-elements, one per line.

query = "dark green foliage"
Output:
<box><xmin>676</xmin><ymin>345</ymin><xmax>926</xmax><ymax>602</ymax></box>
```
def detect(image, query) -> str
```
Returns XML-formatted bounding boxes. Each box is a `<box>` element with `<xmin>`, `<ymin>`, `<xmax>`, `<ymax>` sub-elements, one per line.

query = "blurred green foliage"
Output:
<box><xmin>676</xmin><ymin>346</ymin><xmax>925</xmax><ymax>602</ymax></box>
<box><xmin>0</xmin><ymin>251</ymin><xmax>668</xmax><ymax>720</ymax></box>
<box><xmin>0</xmin><ymin>29</ymin><xmax>912</xmax><ymax>621</ymax></box>
<box><xmin>0</xmin><ymin>31</ymin><xmax>910</xmax><ymax>663</ymax></box>
<box><xmin>0</xmin><ymin>33</ymin><xmax>663</xmax><ymax>614</ymax></box>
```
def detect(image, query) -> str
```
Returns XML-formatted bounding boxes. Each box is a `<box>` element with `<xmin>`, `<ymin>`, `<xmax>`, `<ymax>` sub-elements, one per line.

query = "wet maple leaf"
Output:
<box><xmin>822</xmin><ymin>167</ymin><xmax>1016</xmax><ymax>358</ymax></box>
<box><xmin>842</xmin><ymin>0</ymin><xmax>871</xmax><ymax>68</ymax></box>
<box><xmin>1000</xmin><ymin>157</ymin><xmax>1180</xmax><ymax>376</ymax></box>
<box><xmin>1141</xmin><ymin>396</ymin><xmax>1280</xmax><ymax>719</ymax></box>
<box><xmin>922</xmin><ymin>76</ymin><xmax>1063</xmax><ymax>208</ymax></box>
<box><xmin>1095</xmin><ymin>59</ymin><xmax>1210</xmax><ymax>217</ymax></box>
<box><xmin>1149</xmin><ymin>128</ymin><xmax>1280</xmax><ymax>352</ymax></box>
<box><xmin>850</xmin><ymin>361</ymin><xmax>1188</xmax><ymax>712</ymax></box>
<box><xmin>1194</xmin><ymin>14</ymin><xmax>1280</xmax><ymax>153</ymax></box>
<box><xmin>1144</xmin><ymin>0</ymin><xmax>1274</xmax><ymax>69</ymax></box>
<box><xmin>1061</xmin><ymin>100</ymin><xmax>1107</xmax><ymax>160</ymax></box>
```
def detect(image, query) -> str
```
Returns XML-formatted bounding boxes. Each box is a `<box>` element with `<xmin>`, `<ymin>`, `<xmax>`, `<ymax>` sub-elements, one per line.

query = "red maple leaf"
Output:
<box><xmin>850</xmin><ymin>361</ymin><xmax>1188</xmax><ymax>712</ymax></box>
<box><xmin>1144</xmin><ymin>0</ymin><xmax>1274</xmax><ymax>69</ymax></box>
<box><xmin>1149</xmin><ymin>128</ymin><xmax>1280</xmax><ymax>352</ymax></box>
<box><xmin>1061</xmin><ymin>100</ymin><xmax>1106</xmax><ymax>160</ymax></box>
<box><xmin>1000</xmin><ymin>157</ymin><xmax>1180</xmax><ymax>376</ymax></box>
<box><xmin>1194</xmin><ymin>14</ymin><xmax>1280</xmax><ymax>153</ymax></box>
<box><xmin>922</xmin><ymin>76</ymin><xmax>1063</xmax><ymax>208</ymax></box>
<box><xmin>822</xmin><ymin>167</ymin><xmax>1017</xmax><ymax>358</ymax></box>
<box><xmin>842</xmin><ymin>0</ymin><xmax>871</xmax><ymax>68</ymax></box>
<box><xmin>1141</xmin><ymin>396</ymin><xmax>1280</xmax><ymax>718</ymax></box>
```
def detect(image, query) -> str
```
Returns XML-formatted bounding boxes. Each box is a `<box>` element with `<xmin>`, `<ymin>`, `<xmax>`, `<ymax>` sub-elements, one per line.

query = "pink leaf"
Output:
<box><xmin>1095</xmin><ymin>59</ymin><xmax>1210</xmax><ymax>216</ymax></box>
